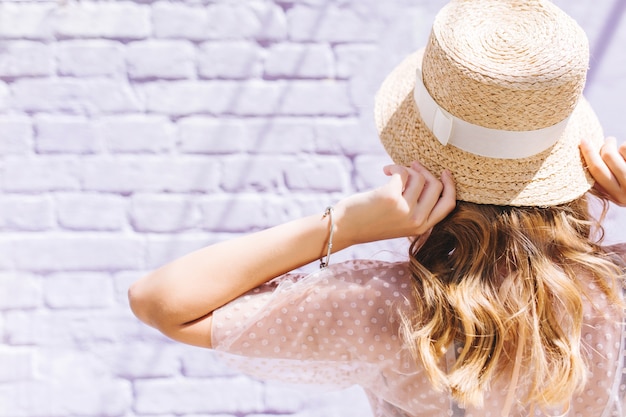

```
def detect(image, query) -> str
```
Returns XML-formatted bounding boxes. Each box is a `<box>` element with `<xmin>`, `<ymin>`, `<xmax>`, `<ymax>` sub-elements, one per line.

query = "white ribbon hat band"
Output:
<box><xmin>413</xmin><ymin>66</ymin><xmax>570</xmax><ymax>159</ymax></box>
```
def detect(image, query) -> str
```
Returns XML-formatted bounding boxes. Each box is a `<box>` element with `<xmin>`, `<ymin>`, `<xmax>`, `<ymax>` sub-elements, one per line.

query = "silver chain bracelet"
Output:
<box><xmin>319</xmin><ymin>206</ymin><xmax>334</xmax><ymax>269</ymax></box>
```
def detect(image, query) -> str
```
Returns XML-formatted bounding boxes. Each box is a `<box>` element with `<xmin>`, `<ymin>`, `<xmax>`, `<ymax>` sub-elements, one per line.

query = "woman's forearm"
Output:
<box><xmin>128</xmin><ymin>211</ymin><xmax>347</xmax><ymax>332</ymax></box>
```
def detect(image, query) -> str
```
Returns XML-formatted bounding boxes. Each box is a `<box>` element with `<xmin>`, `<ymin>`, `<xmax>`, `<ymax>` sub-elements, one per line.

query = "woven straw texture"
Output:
<box><xmin>375</xmin><ymin>0</ymin><xmax>604</xmax><ymax>206</ymax></box>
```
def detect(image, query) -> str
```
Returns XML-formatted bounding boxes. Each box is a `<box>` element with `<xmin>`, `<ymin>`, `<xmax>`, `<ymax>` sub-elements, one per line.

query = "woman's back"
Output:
<box><xmin>209</xmin><ymin>251</ymin><xmax>625</xmax><ymax>416</ymax></box>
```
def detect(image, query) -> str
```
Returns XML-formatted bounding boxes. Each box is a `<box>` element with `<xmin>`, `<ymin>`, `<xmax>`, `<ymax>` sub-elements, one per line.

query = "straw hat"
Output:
<box><xmin>375</xmin><ymin>0</ymin><xmax>604</xmax><ymax>206</ymax></box>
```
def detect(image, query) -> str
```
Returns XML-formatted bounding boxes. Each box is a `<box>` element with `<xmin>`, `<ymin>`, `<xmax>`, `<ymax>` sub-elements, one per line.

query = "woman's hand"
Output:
<box><xmin>580</xmin><ymin>137</ymin><xmax>626</xmax><ymax>206</ymax></box>
<box><xmin>334</xmin><ymin>161</ymin><xmax>456</xmax><ymax>245</ymax></box>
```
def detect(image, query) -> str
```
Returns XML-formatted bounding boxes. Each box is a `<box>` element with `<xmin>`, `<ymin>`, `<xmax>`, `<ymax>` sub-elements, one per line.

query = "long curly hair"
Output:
<box><xmin>399</xmin><ymin>194</ymin><xmax>624</xmax><ymax>411</ymax></box>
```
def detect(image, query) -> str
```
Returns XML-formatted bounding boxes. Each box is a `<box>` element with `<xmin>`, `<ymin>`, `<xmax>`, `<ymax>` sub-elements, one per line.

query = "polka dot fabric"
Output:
<box><xmin>212</xmin><ymin>260</ymin><xmax>626</xmax><ymax>417</ymax></box>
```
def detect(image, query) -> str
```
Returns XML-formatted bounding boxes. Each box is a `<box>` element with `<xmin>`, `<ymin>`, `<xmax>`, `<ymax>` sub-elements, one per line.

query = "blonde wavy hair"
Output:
<box><xmin>400</xmin><ymin>194</ymin><xmax>624</xmax><ymax>411</ymax></box>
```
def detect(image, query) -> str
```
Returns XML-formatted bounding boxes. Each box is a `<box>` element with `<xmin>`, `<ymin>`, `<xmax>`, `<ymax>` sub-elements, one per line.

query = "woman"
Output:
<box><xmin>129</xmin><ymin>1</ymin><xmax>626</xmax><ymax>416</ymax></box>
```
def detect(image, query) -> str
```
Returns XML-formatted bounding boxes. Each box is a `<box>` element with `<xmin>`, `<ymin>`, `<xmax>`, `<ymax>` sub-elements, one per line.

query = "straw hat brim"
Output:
<box><xmin>375</xmin><ymin>49</ymin><xmax>604</xmax><ymax>207</ymax></box>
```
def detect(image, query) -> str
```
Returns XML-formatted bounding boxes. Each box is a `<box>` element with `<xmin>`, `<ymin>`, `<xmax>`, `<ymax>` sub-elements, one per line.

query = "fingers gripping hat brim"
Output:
<box><xmin>374</xmin><ymin>49</ymin><xmax>604</xmax><ymax>207</ymax></box>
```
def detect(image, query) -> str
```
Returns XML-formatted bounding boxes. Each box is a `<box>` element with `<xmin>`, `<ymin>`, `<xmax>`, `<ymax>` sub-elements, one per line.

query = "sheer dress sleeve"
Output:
<box><xmin>570</xmin><ymin>244</ymin><xmax>626</xmax><ymax>417</ymax></box>
<box><xmin>211</xmin><ymin>260</ymin><xmax>417</xmax><ymax>390</ymax></box>
<box><xmin>209</xmin><ymin>255</ymin><xmax>626</xmax><ymax>417</ymax></box>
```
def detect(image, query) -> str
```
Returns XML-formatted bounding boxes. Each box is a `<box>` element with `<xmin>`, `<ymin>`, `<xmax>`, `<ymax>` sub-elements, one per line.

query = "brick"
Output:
<box><xmin>287</xmin><ymin>5</ymin><xmax>378</xmax><ymax>42</ymax></box>
<box><xmin>313</xmin><ymin>118</ymin><xmax>384</xmax><ymax>156</ymax></box>
<box><xmin>145</xmin><ymin>234</ymin><xmax>215</xmax><ymax>269</ymax></box>
<box><xmin>263</xmin><ymin>385</ymin><xmax>376</xmax><ymax>417</ymax></box>
<box><xmin>227</xmin><ymin>1</ymin><xmax>287</xmax><ymax>41</ymax></box>
<box><xmin>9</xmin><ymin>235</ymin><xmax>143</xmax><ymax>271</ymax></box>
<box><xmin>0</xmin><ymin>41</ymin><xmax>52</xmax><ymax>77</ymax></box>
<box><xmin>11</xmin><ymin>79</ymin><xmax>142</xmax><ymax>114</ymax></box>
<box><xmin>271</xmin><ymin>0</ymin><xmax>330</xmax><ymax>4</ymax></box>
<box><xmin>198</xmin><ymin>41</ymin><xmax>261</xmax><ymax>79</ymax></box>
<box><xmin>245</xmin><ymin>118</ymin><xmax>317</xmax><ymax>153</ymax></box>
<box><xmin>181</xmin><ymin>348</ymin><xmax>239</xmax><ymax>377</ymax></box>
<box><xmin>44</xmin><ymin>272</ymin><xmax>114</xmax><ymax>309</ymax></box>
<box><xmin>38</xmin><ymin>347</ymin><xmax>109</xmax><ymax>380</ymax></box>
<box><xmin>289</xmin><ymin>194</ymin><xmax>341</xmax><ymax>218</ymax></box>
<box><xmin>143</xmin><ymin>80</ymin><xmax>354</xmax><ymax>116</ymax></box>
<box><xmin>283</xmin><ymin>156</ymin><xmax>350</xmax><ymax>192</ymax></box>
<box><xmin>0</xmin><ymin>115</ymin><xmax>32</xmax><ymax>154</ymax></box>
<box><xmin>99</xmin><ymin>115</ymin><xmax>174</xmax><ymax>153</ymax></box>
<box><xmin>0</xmin><ymin>81</ymin><xmax>8</xmax><ymax>111</ymax></box>
<box><xmin>153</xmin><ymin>2</ymin><xmax>286</xmax><ymax>41</ymax></box>
<box><xmin>178</xmin><ymin>117</ymin><xmax>317</xmax><ymax>154</ymax></box>
<box><xmin>0</xmin><ymin>272</ymin><xmax>42</xmax><ymax>310</ymax></box>
<box><xmin>56</xmin><ymin>193</ymin><xmax>127</xmax><ymax>231</ymax></box>
<box><xmin>127</xmin><ymin>40</ymin><xmax>195</xmax><ymax>80</ymax></box>
<box><xmin>56</xmin><ymin>40</ymin><xmax>124</xmax><ymax>77</ymax></box>
<box><xmin>4</xmin><ymin>308</ymin><xmax>157</xmax><ymax>346</ymax></box>
<box><xmin>265</xmin><ymin>43</ymin><xmax>334</xmax><ymax>79</ymax></box>
<box><xmin>142</xmin><ymin>81</ymin><xmax>239</xmax><ymax>115</ymax></box>
<box><xmin>262</xmin><ymin>381</ymin><xmax>312</xmax><ymax>413</ymax></box>
<box><xmin>219</xmin><ymin>155</ymin><xmax>287</xmax><ymax>191</ymax></box>
<box><xmin>0</xmin><ymin>195</ymin><xmax>55</xmax><ymax>231</ymax></box>
<box><xmin>178</xmin><ymin>117</ymin><xmax>251</xmax><ymax>153</ymax></box>
<box><xmin>54</xmin><ymin>2</ymin><xmax>150</xmax><ymax>39</ymax></box>
<box><xmin>241</xmin><ymin>80</ymin><xmax>355</xmax><ymax>116</ymax></box>
<box><xmin>134</xmin><ymin>376</ymin><xmax>265</xmax><ymax>414</ymax></box>
<box><xmin>95</xmin><ymin>341</ymin><xmax>182</xmax><ymax>379</ymax></box>
<box><xmin>354</xmin><ymin>154</ymin><xmax>396</xmax><ymax>191</ymax></box>
<box><xmin>35</xmin><ymin>115</ymin><xmax>100</xmax><ymax>154</ymax></box>
<box><xmin>334</xmin><ymin>44</ymin><xmax>378</xmax><ymax>79</ymax></box>
<box><xmin>0</xmin><ymin>239</ymin><xmax>12</xmax><ymax>270</ymax></box>
<box><xmin>1</xmin><ymin>156</ymin><xmax>81</xmax><ymax>192</ymax></box>
<box><xmin>0</xmin><ymin>378</ymin><xmax>132</xmax><ymax>417</ymax></box>
<box><xmin>178</xmin><ymin>116</ymin><xmax>318</xmax><ymax>155</ymax></box>
<box><xmin>3</xmin><ymin>310</ymin><xmax>60</xmax><ymax>346</ymax></box>
<box><xmin>0</xmin><ymin>3</ymin><xmax>55</xmax><ymax>40</ymax></box>
<box><xmin>200</xmin><ymin>194</ymin><xmax>299</xmax><ymax>232</ymax></box>
<box><xmin>131</xmin><ymin>194</ymin><xmax>202</xmax><ymax>233</ymax></box>
<box><xmin>208</xmin><ymin>1</ymin><xmax>287</xmax><ymax>41</ymax></box>
<box><xmin>81</xmin><ymin>156</ymin><xmax>220</xmax><ymax>193</ymax></box>
<box><xmin>152</xmin><ymin>2</ymin><xmax>212</xmax><ymax>40</ymax></box>
<box><xmin>0</xmin><ymin>347</ymin><xmax>34</xmax><ymax>382</ymax></box>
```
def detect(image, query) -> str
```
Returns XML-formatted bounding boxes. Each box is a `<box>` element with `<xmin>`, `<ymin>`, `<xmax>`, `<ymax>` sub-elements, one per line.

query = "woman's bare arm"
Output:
<box><xmin>128</xmin><ymin>162</ymin><xmax>456</xmax><ymax>348</ymax></box>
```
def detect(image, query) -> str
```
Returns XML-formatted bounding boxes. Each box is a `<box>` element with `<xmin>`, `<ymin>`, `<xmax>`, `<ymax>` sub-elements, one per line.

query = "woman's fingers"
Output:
<box><xmin>580</xmin><ymin>137</ymin><xmax>626</xmax><ymax>206</ymax></box>
<box><xmin>430</xmin><ymin>169</ymin><xmax>457</xmax><ymax>223</ymax></box>
<box><xmin>580</xmin><ymin>138</ymin><xmax>613</xmax><ymax>185</ymax></box>
<box><xmin>410</xmin><ymin>161</ymin><xmax>442</xmax><ymax>204</ymax></box>
<box><xmin>385</xmin><ymin>161</ymin><xmax>456</xmax><ymax>232</ymax></box>
<box><xmin>619</xmin><ymin>140</ymin><xmax>626</xmax><ymax>159</ymax></box>
<box><xmin>383</xmin><ymin>164</ymin><xmax>410</xmax><ymax>195</ymax></box>
<box><xmin>383</xmin><ymin>163</ymin><xmax>426</xmax><ymax>205</ymax></box>
<box><xmin>600</xmin><ymin>137</ymin><xmax>626</xmax><ymax>185</ymax></box>
<box><xmin>402</xmin><ymin>164</ymin><xmax>428</xmax><ymax>204</ymax></box>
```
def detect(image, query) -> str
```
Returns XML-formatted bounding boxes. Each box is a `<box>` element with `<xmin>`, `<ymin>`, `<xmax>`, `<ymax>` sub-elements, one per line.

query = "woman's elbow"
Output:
<box><xmin>128</xmin><ymin>273</ymin><xmax>215</xmax><ymax>348</ymax></box>
<box><xmin>127</xmin><ymin>273</ymin><xmax>173</xmax><ymax>330</ymax></box>
<box><xmin>128</xmin><ymin>277</ymin><xmax>155</xmax><ymax>327</ymax></box>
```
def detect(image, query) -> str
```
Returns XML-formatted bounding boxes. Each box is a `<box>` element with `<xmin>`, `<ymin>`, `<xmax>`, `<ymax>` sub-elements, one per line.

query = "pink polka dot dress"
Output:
<box><xmin>211</xmin><ymin>260</ymin><xmax>626</xmax><ymax>417</ymax></box>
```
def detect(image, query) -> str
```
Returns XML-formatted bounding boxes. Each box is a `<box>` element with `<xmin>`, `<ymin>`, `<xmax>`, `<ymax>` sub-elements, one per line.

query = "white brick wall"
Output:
<box><xmin>0</xmin><ymin>1</ymin><xmax>624</xmax><ymax>416</ymax></box>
